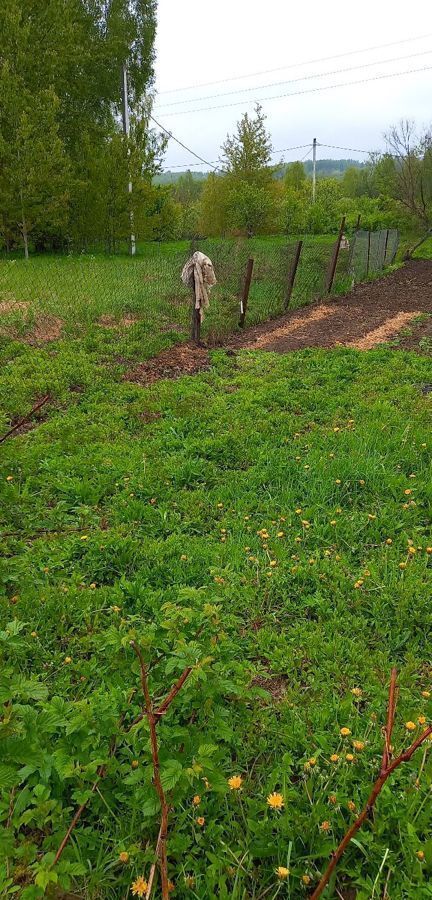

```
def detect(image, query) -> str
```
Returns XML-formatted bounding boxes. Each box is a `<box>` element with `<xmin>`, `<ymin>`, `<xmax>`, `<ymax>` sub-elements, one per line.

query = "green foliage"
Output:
<box><xmin>221</xmin><ymin>104</ymin><xmax>274</xmax><ymax>187</ymax></box>
<box><xmin>0</xmin><ymin>334</ymin><xmax>432</xmax><ymax>897</ymax></box>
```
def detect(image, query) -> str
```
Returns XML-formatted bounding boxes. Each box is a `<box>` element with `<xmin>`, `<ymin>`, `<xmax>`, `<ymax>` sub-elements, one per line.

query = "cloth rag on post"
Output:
<box><xmin>181</xmin><ymin>251</ymin><xmax>217</xmax><ymax>321</ymax></box>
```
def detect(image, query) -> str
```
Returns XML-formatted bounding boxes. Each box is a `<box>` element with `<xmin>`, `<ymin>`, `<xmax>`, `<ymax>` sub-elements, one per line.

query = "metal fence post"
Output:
<box><xmin>325</xmin><ymin>216</ymin><xmax>346</xmax><ymax>294</ymax></box>
<box><xmin>238</xmin><ymin>257</ymin><xmax>254</xmax><ymax>328</ymax></box>
<box><xmin>366</xmin><ymin>231</ymin><xmax>371</xmax><ymax>278</ymax></box>
<box><xmin>284</xmin><ymin>240</ymin><xmax>303</xmax><ymax>309</ymax></box>
<box><xmin>383</xmin><ymin>228</ymin><xmax>390</xmax><ymax>266</ymax></box>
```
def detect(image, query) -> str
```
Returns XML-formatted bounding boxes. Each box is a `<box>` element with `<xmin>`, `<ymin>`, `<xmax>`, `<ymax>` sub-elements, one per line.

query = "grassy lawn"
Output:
<box><xmin>1</xmin><ymin>343</ymin><xmax>431</xmax><ymax>899</ymax></box>
<box><xmin>0</xmin><ymin>235</ymin><xmax>344</xmax><ymax>373</ymax></box>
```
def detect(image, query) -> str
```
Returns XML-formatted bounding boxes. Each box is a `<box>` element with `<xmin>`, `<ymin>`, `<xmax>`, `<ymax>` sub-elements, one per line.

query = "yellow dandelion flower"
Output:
<box><xmin>269</xmin><ymin>560</ymin><xmax>277</xmax><ymax>568</ymax></box>
<box><xmin>111</xmin><ymin>605</ymin><xmax>121</xmax><ymax>613</ymax></box>
<box><xmin>408</xmin><ymin>546</ymin><xmax>416</xmax><ymax>555</ymax></box>
<box><xmin>64</xmin><ymin>656</ymin><xmax>72</xmax><ymax>664</ymax></box>
<box><xmin>131</xmin><ymin>760</ymin><xmax>139</xmax><ymax>769</ymax></box>
<box><xmin>330</xmin><ymin>520</ymin><xmax>337</xmax><ymax>526</ymax></box>
<box><xmin>346</xmin><ymin>753</ymin><xmax>355</xmax><ymax>762</ymax></box>
<box><xmin>340</xmin><ymin>727</ymin><xmax>351</xmax><ymax>737</ymax></box>
<box><xmin>131</xmin><ymin>876</ymin><xmax>149</xmax><ymax>897</ymax></box>
<box><xmin>80</xmin><ymin>535</ymin><xmax>89</xmax><ymax>541</ymax></box>
<box><xmin>276</xmin><ymin>866</ymin><xmax>290</xmax><ymax>879</ymax></box>
<box><xmin>320</xmin><ymin>820</ymin><xmax>331</xmax><ymax>831</ymax></box>
<box><xmin>351</xmin><ymin>687</ymin><xmax>362</xmax><ymax>697</ymax></box>
<box><xmin>119</xmin><ymin>851</ymin><xmax>129</xmax><ymax>863</ymax></box>
<box><xmin>352</xmin><ymin>740</ymin><xmax>365</xmax><ymax>751</ymax></box>
<box><xmin>426</xmin><ymin>548</ymin><xmax>432</xmax><ymax>555</ymax></box>
<box><xmin>418</xmin><ymin>716</ymin><xmax>427</xmax><ymax>726</ymax></box>
<box><xmin>335</xmin><ymin>479</ymin><xmax>342</xmax><ymax>484</ymax></box>
<box><xmin>416</xmin><ymin>850</ymin><xmax>425</xmax><ymax>861</ymax></box>
<box><xmin>30</xmin><ymin>631</ymin><xmax>37</xmax><ymax>638</ymax></box>
<box><xmin>368</xmin><ymin>514</ymin><xmax>376</xmax><ymax>521</ymax></box>
<box><xmin>180</xmin><ymin>554</ymin><xmax>188</xmax><ymax>561</ymax></box>
<box><xmin>192</xmin><ymin>795</ymin><xmax>201</xmax><ymax>806</ymax></box>
<box><xmin>328</xmin><ymin>794</ymin><xmax>337</xmax><ymax>804</ymax></box>
<box><xmin>277</xmin><ymin>531</ymin><xmax>285</xmax><ymax>538</ymax></box>
<box><xmin>359</xmin><ymin>479</ymin><xmax>365</xmax><ymax>485</ymax></box>
<box><xmin>399</xmin><ymin>562</ymin><xmax>407</xmax><ymax>570</ymax></box>
<box><xmin>168</xmin><ymin>880</ymin><xmax>175</xmax><ymax>892</ymax></box>
<box><xmin>184</xmin><ymin>875</ymin><xmax>195</xmax><ymax>888</ymax></box>
<box><xmin>295</xmin><ymin>508</ymin><xmax>302</xmax><ymax>514</ymax></box>
<box><xmin>302</xmin><ymin>874</ymin><xmax>311</xmax><ymax>885</ymax></box>
<box><xmin>6</xmin><ymin>475</ymin><xmax>14</xmax><ymax>481</ymax></box>
<box><xmin>421</xmin><ymin>690</ymin><xmax>430</xmax><ymax>699</ymax></box>
<box><xmin>404</xmin><ymin>489</ymin><xmax>412</xmax><ymax>496</ymax></box>
<box><xmin>196</xmin><ymin>816</ymin><xmax>205</xmax><ymax>826</ymax></box>
<box><xmin>217</xmin><ymin>502</ymin><xmax>223</xmax><ymax>509</ymax></box>
<box><xmin>347</xmin><ymin>801</ymin><xmax>356</xmax><ymax>812</ymax></box>
<box><xmin>227</xmin><ymin>775</ymin><xmax>243</xmax><ymax>790</ymax></box>
<box><xmin>386</xmin><ymin>538</ymin><xmax>393</xmax><ymax>545</ymax></box>
<box><xmin>267</xmin><ymin>792</ymin><xmax>284</xmax><ymax>809</ymax></box>
<box><xmin>330</xmin><ymin>754</ymin><xmax>339</xmax><ymax>763</ymax></box>
<box><xmin>90</xmin><ymin>582</ymin><xmax>96</xmax><ymax>589</ymax></box>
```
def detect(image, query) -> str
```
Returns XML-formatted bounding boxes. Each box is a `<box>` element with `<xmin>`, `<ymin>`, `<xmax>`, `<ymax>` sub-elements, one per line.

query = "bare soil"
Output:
<box><xmin>125</xmin><ymin>342</ymin><xmax>210</xmax><ymax>386</ymax></box>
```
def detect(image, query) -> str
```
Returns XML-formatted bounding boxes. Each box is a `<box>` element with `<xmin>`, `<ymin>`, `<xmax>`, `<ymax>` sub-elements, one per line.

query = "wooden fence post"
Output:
<box><xmin>355</xmin><ymin>214</ymin><xmax>361</xmax><ymax>231</ymax></box>
<box><xmin>238</xmin><ymin>257</ymin><xmax>254</xmax><ymax>328</ymax></box>
<box><xmin>284</xmin><ymin>240</ymin><xmax>303</xmax><ymax>309</ymax></box>
<box><xmin>325</xmin><ymin>216</ymin><xmax>346</xmax><ymax>294</ymax></box>
<box><xmin>190</xmin><ymin>280</ymin><xmax>201</xmax><ymax>344</ymax></box>
<box><xmin>366</xmin><ymin>230</ymin><xmax>371</xmax><ymax>278</ymax></box>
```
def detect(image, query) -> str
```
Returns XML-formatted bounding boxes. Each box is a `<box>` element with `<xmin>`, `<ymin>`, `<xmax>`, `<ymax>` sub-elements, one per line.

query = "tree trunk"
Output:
<box><xmin>22</xmin><ymin>220</ymin><xmax>29</xmax><ymax>260</ymax></box>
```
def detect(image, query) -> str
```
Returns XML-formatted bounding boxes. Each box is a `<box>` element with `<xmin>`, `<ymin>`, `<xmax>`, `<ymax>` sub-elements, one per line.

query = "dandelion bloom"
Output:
<box><xmin>426</xmin><ymin>548</ymin><xmax>432</xmax><ymax>555</ymax></box>
<box><xmin>386</xmin><ymin>538</ymin><xmax>393</xmax><ymax>545</ymax></box>
<box><xmin>180</xmin><ymin>554</ymin><xmax>188</xmax><ymax>561</ymax></box>
<box><xmin>168</xmin><ymin>881</ymin><xmax>175</xmax><ymax>893</ymax></box>
<box><xmin>192</xmin><ymin>795</ymin><xmax>201</xmax><ymax>806</ymax></box>
<box><xmin>330</xmin><ymin>754</ymin><xmax>339</xmax><ymax>763</ymax></box>
<box><xmin>6</xmin><ymin>475</ymin><xmax>14</xmax><ymax>481</ymax></box>
<box><xmin>119</xmin><ymin>851</ymin><xmax>129</xmax><ymax>863</ymax></box>
<box><xmin>352</xmin><ymin>740</ymin><xmax>365</xmax><ymax>751</ymax></box>
<box><xmin>329</xmin><ymin>794</ymin><xmax>337</xmax><ymax>804</ymax></box>
<box><xmin>276</xmin><ymin>866</ymin><xmax>290</xmax><ymax>879</ymax></box>
<box><xmin>346</xmin><ymin>753</ymin><xmax>354</xmax><ymax>762</ymax></box>
<box><xmin>421</xmin><ymin>691</ymin><xmax>431</xmax><ymax>699</ymax></box>
<box><xmin>340</xmin><ymin>727</ymin><xmax>351</xmax><ymax>737</ymax></box>
<box><xmin>302</xmin><ymin>874</ymin><xmax>311</xmax><ymax>885</ymax></box>
<box><xmin>368</xmin><ymin>514</ymin><xmax>376</xmax><ymax>521</ymax></box>
<box><xmin>416</xmin><ymin>850</ymin><xmax>425</xmax><ymax>861</ymax></box>
<box><xmin>64</xmin><ymin>657</ymin><xmax>72</xmax><ymax>664</ymax></box>
<box><xmin>405</xmin><ymin>721</ymin><xmax>416</xmax><ymax>731</ymax></box>
<box><xmin>418</xmin><ymin>716</ymin><xmax>427</xmax><ymax>726</ymax></box>
<box><xmin>131</xmin><ymin>877</ymin><xmax>149</xmax><ymax>897</ymax></box>
<box><xmin>347</xmin><ymin>801</ymin><xmax>356</xmax><ymax>812</ymax></box>
<box><xmin>267</xmin><ymin>792</ymin><xmax>284</xmax><ymax>809</ymax></box>
<box><xmin>399</xmin><ymin>562</ymin><xmax>407</xmax><ymax>570</ymax></box>
<box><xmin>31</xmin><ymin>631</ymin><xmax>37</xmax><ymax>638</ymax></box>
<box><xmin>330</xmin><ymin>520</ymin><xmax>337</xmax><ymax>526</ymax></box>
<box><xmin>228</xmin><ymin>775</ymin><xmax>243</xmax><ymax>790</ymax></box>
<box><xmin>408</xmin><ymin>547</ymin><xmax>416</xmax><ymax>555</ymax></box>
<box><xmin>269</xmin><ymin>560</ymin><xmax>277</xmax><ymax>568</ymax></box>
<box><xmin>404</xmin><ymin>489</ymin><xmax>412</xmax><ymax>496</ymax></box>
<box><xmin>308</xmin><ymin>757</ymin><xmax>317</xmax><ymax>767</ymax></box>
<box><xmin>351</xmin><ymin>687</ymin><xmax>362</xmax><ymax>697</ymax></box>
<box><xmin>196</xmin><ymin>816</ymin><xmax>205</xmax><ymax>826</ymax></box>
<box><xmin>184</xmin><ymin>876</ymin><xmax>195</xmax><ymax>888</ymax></box>
<box><xmin>320</xmin><ymin>821</ymin><xmax>331</xmax><ymax>831</ymax></box>
<box><xmin>277</xmin><ymin>531</ymin><xmax>284</xmax><ymax>538</ymax></box>
<box><xmin>131</xmin><ymin>760</ymin><xmax>139</xmax><ymax>769</ymax></box>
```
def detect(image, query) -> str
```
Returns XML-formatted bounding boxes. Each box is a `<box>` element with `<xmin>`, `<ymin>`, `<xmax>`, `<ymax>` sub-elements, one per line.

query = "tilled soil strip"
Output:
<box><xmin>347</xmin><ymin>311</ymin><xmax>422</xmax><ymax>350</ymax></box>
<box><xmin>242</xmin><ymin>305</ymin><xmax>337</xmax><ymax>349</ymax></box>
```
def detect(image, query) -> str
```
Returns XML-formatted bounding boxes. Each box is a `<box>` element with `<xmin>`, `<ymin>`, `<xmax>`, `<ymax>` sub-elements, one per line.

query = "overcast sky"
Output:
<box><xmin>153</xmin><ymin>0</ymin><xmax>432</xmax><ymax>171</ymax></box>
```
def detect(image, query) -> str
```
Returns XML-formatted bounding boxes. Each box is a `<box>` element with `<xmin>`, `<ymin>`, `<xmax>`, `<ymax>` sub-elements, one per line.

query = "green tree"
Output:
<box><xmin>221</xmin><ymin>104</ymin><xmax>274</xmax><ymax>186</ymax></box>
<box><xmin>284</xmin><ymin>161</ymin><xmax>307</xmax><ymax>192</ymax></box>
<box><xmin>227</xmin><ymin>181</ymin><xmax>274</xmax><ymax>237</ymax></box>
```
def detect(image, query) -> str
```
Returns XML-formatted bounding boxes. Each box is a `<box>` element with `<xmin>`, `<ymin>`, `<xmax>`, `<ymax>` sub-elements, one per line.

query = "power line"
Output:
<box><xmin>319</xmin><ymin>143</ymin><xmax>371</xmax><ymax>154</ymax></box>
<box><xmin>157</xmin><ymin>64</ymin><xmax>432</xmax><ymax>117</ymax></box>
<box><xmin>149</xmin><ymin>114</ymin><xmax>220</xmax><ymax>171</ymax></box>
<box><xmin>155</xmin><ymin>49</ymin><xmax>432</xmax><ymax>109</ymax></box>
<box><xmin>160</xmin><ymin>143</ymin><xmax>311</xmax><ymax>171</ymax></box>
<box><xmin>157</xmin><ymin>32</ymin><xmax>432</xmax><ymax>95</ymax></box>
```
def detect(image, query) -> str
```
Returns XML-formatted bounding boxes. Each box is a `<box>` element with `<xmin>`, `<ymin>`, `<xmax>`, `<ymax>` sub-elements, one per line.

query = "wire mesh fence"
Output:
<box><xmin>0</xmin><ymin>227</ymin><xmax>399</xmax><ymax>353</ymax></box>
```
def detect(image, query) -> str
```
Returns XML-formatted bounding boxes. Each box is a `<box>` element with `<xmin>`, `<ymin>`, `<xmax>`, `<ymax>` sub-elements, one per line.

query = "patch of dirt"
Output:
<box><xmin>0</xmin><ymin>300</ymin><xmax>29</xmax><ymax>314</ymax></box>
<box><xmin>25</xmin><ymin>315</ymin><xmax>63</xmax><ymax>344</ymax></box>
<box><xmin>252</xmin><ymin>673</ymin><xmax>288</xmax><ymax>702</ymax></box>
<box><xmin>347</xmin><ymin>311</ymin><xmax>421</xmax><ymax>349</ymax></box>
<box><xmin>139</xmin><ymin>410</ymin><xmax>161</xmax><ymax>423</ymax></box>
<box><xmin>395</xmin><ymin>315</ymin><xmax>432</xmax><ymax>353</ymax></box>
<box><xmin>97</xmin><ymin>314</ymin><xmax>140</xmax><ymax>328</ymax></box>
<box><xmin>124</xmin><ymin>342</ymin><xmax>210</xmax><ymax>386</ymax></box>
<box><xmin>229</xmin><ymin>259</ymin><xmax>432</xmax><ymax>353</ymax></box>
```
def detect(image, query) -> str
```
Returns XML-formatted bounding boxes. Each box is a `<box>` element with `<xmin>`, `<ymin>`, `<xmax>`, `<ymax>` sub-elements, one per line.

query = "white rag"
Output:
<box><xmin>181</xmin><ymin>251</ymin><xmax>216</xmax><ymax>321</ymax></box>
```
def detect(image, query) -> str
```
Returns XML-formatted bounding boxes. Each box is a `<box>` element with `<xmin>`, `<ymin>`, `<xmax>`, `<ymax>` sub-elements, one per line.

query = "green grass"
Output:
<box><xmin>0</xmin><ymin>235</ymin><xmax>346</xmax><ymax>371</ymax></box>
<box><xmin>1</xmin><ymin>342</ymin><xmax>431</xmax><ymax>899</ymax></box>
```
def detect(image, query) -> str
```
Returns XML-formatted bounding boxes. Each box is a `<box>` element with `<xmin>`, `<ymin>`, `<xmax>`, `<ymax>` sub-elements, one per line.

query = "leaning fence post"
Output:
<box><xmin>355</xmin><ymin>214</ymin><xmax>361</xmax><ymax>231</ymax></box>
<box><xmin>383</xmin><ymin>228</ymin><xmax>390</xmax><ymax>266</ymax></box>
<box><xmin>366</xmin><ymin>230</ymin><xmax>371</xmax><ymax>278</ymax></box>
<box><xmin>325</xmin><ymin>216</ymin><xmax>346</xmax><ymax>294</ymax></box>
<box><xmin>284</xmin><ymin>240</ymin><xmax>303</xmax><ymax>309</ymax></box>
<box><xmin>238</xmin><ymin>257</ymin><xmax>254</xmax><ymax>328</ymax></box>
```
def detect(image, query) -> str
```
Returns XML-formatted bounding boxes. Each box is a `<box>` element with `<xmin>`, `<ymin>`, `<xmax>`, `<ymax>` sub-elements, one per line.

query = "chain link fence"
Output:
<box><xmin>0</xmin><ymin>228</ymin><xmax>399</xmax><ymax>352</ymax></box>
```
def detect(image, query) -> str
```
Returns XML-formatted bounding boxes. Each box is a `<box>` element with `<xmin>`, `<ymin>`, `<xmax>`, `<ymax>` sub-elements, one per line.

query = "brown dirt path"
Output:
<box><xmin>228</xmin><ymin>259</ymin><xmax>432</xmax><ymax>353</ymax></box>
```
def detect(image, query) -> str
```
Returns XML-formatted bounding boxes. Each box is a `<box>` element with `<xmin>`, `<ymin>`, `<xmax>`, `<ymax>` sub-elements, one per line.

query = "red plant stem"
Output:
<box><xmin>381</xmin><ymin>667</ymin><xmax>398</xmax><ymax>773</ymax></box>
<box><xmin>310</xmin><ymin>672</ymin><xmax>432</xmax><ymax>900</ymax></box>
<box><xmin>126</xmin><ymin>665</ymin><xmax>192</xmax><ymax>732</ymax></box>
<box><xmin>131</xmin><ymin>641</ymin><xmax>170</xmax><ymax>900</ymax></box>
<box><xmin>0</xmin><ymin>394</ymin><xmax>50</xmax><ymax>443</ymax></box>
<box><xmin>155</xmin><ymin>667</ymin><xmax>192</xmax><ymax>718</ymax></box>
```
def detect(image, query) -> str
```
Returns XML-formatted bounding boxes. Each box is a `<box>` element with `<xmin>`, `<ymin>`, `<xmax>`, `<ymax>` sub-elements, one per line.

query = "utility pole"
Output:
<box><xmin>122</xmin><ymin>64</ymin><xmax>136</xmax><ymax>257</ymax></box>
<box><xmin>312</xmin><ymin>137</ymin><xmax>317</xmax><ymax>204</ymax></box>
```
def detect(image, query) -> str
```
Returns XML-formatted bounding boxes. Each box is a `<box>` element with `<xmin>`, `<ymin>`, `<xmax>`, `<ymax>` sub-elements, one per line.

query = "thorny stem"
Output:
<box><xmin>310</xmin><ymin>671</ymin><xmax>432</xmax><ymax>900</ymax></box>
<box><xmin>126</xmin><ymin>665</ymin><xmax>193</xmax><ymax>732</ymax></box>
<box><xmin>130</xmin><ymin>640</ymin><xmax>170</xmax><ymax>900</ymax></box>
